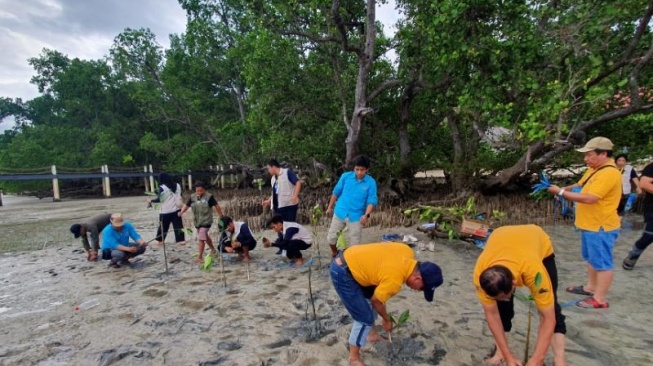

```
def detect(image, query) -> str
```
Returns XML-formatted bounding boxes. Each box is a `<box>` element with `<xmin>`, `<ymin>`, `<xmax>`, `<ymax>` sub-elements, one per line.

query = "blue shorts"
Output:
<box><xmin>580</xmin><ymin>228</ymin><xmax>620</xmax><ymax>270</ymax></box>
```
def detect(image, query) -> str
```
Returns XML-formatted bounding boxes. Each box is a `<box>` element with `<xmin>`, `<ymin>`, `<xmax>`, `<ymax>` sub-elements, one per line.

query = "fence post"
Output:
<box><xmin>104</xmin><ymin>165</ymin><xmax>112</xmax><ymax>197</ymax></box>
<box><xmin>149</xmin><ymin>164</ymin><xmax>155</xmax><ymax>193</ymax></box>
<box><xmin>0</xmin><ymin>189</ymin><xmax>3</xmax><ymax>207</ymax></box>
<box><xmin>143</xmin><ymin>166</ymin><xmax>149</xmax><ymax>193</ymax></box>
<box><xmin>229</xmin><ymin>164</ymin><xmax>235</xmax><ymax>188</ymax></box>
<box><xmin>187</xmin><ymin>170</ymin><xmax>193</xmax><ymax>189</ymax></box>
<box><xmin>101</xmin><ymin>166</ymin><xmax>107</xmax><ymax>196</ymax></box>
<box><xmin>220</xmin><ymin>164</ymin><xmax>225</xmax><ymax>189</ymax></box>
<box><xmin>51</xmin><ymin>165</ymin><xmax>61</xmax><ymax>202</ymax></box>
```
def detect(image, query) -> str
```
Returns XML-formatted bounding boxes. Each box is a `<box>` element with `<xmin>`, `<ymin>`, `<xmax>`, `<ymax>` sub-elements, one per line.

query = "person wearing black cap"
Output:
<box><xmin>330</xmin><ymin>242</ymin><xmax>443</xmax><ymax>366</ymax></box>
<box><xmin>474</xmin><ymin>225</ymin><xmax>566</xmax><ymax>366</ymax></box>
<box><xmin>69</xmin><ymin>213</ymin><xmax>112</xmax><ymax>261</ymax></box>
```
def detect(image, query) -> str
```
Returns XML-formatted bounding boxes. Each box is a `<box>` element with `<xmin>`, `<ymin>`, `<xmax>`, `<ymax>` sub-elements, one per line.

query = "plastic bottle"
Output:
<box><xmin>74</xmin><ymin>299</ymin><xmax>99</xmax><ymax>311</ymax></box>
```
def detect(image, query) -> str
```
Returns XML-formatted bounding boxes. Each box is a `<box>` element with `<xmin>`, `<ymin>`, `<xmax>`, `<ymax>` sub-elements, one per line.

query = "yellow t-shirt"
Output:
<box><xmin>575</xmin><ymin>161</ymin><xmax>621</xmax><ymax>231</ymax></box>
<box><xmin>473</xmin><ymin>225</ymin><xmax>554</xmax><ymax>309</ymax></box>
<box><xmin>343</xmin><ymin>243</ymin><xmax>417</xmax><ymax>303</ymax></box>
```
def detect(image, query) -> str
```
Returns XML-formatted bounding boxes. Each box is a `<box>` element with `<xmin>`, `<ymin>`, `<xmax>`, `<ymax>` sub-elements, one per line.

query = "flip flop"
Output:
<box><xmin>298</xmin><ymin>258</ymin><xmax>314</xmax><ymax>269</ymax></box>
<box><xmin>576</xmin><ymin>297</ymin><xmax>609</xmax><ymax>309</ymax></box>
<box><xmin>565</xmin><ymin>285</ymin><xmax>594</xmax><ymax>296</ymax></box>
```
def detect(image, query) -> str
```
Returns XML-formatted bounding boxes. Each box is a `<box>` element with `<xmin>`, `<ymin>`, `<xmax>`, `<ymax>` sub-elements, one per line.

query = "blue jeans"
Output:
<box><xmin>330</xmin><ymin>260</ymin><xmax>377</xmax><ymax>347</ymax></box>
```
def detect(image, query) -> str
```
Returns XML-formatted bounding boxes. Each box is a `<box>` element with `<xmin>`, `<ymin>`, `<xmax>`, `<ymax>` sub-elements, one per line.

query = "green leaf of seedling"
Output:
<box><xmin>534</xmin><ymin>272</ymin><xmax>542</xmax><ymax>288</ymax></box>
<box><xmin>336</xmin><ymin>229</ymin><xmax>348</xmax><ymax>250</ymax></box>
<box><xmin>200</xmin><ymin>254</ymin><xmax>213</xmax><ymax>271</ymax></box>
<box><xmin>389</xmin><ymin>313</ymin><xmax>397</xmax><ymax>325</ymax></box>
<box><xmin>398</xmin><ymin>310</ymin><xmax>410</xmax><ymax>325</ymax></box>
<box><xmin>181</xmin><ymin>228</ymin><xmax>194</xmax><ymax>235</ymax></box>
<box><xmin>404</xmin><ymin>209</ymin><xmax>413</xmax><ymax>216</ymax></box>
<box><xmin>513</xmin><ymin>292</ymin><xmax>531</xmax><ymax>302</ymax></box>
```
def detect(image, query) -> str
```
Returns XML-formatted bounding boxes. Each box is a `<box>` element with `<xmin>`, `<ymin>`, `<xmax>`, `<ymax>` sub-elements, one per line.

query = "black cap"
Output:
<box><xmin>419</xmin><ymin>262</ymin><xmax>443</xmax><ymax>302</ymax></box>
<box><xmin>70</xmin><ymin>224</ymin><xmax>82</xmax><ymax>238</ymax></box>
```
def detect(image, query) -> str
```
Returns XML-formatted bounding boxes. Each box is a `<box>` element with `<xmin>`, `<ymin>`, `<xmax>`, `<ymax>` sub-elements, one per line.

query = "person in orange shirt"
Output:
<box><xmin>330</xmin><ymin>243</ymin><xmax>443</xmax><ymax>366</ymax></box>
<box><xmin>547</xmin><ymin>137</ymin><xmax>621</xmax><ymax>309</ymax></box>
<box><xmin>474</xmin><ymin>225</ymin><xmax>566</xmax><ymax>366</ymax></box>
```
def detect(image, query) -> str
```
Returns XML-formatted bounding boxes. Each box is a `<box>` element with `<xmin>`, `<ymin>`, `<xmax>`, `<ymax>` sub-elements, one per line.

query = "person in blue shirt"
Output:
<box><xmin>100</xmin><ymin>213</ymin><xmax>148</xmax><ymax>268</ymax></box>
<box><xmin>326</xmin><ymin>155</ymin><xmax>378</xmax><ymax>257</ymax></box>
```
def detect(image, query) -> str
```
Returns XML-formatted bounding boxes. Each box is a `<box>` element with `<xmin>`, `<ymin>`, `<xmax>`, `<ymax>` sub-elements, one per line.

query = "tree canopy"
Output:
<box><xmin>1</xmin><ymin>0</ymin><xmax>652</xmax><ymax>194</ymax></box>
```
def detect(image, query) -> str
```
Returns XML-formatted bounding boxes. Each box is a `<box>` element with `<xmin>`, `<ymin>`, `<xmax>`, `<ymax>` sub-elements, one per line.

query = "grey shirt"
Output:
<box><xmin>81</xmin><ymin>213</ymin><xmax>112</xmax><ymax>251</ymax></box>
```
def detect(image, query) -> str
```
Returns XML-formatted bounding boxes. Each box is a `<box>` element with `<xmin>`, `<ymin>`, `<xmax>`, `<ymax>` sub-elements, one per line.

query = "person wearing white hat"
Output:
<box><xmin>546</xmin><ymin>137</ymin><xmax>621</xmax><ymax>309</ymax></box>
<box><xmin>100</xmin><ymin>213</ymin><xmax>148</xmax><ymax>268</ymax></box>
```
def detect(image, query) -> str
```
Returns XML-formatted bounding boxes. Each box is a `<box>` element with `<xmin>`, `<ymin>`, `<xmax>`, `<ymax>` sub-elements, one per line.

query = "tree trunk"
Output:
<box><xmin>398</xmin><ymin>83</ymin><xmax>417</xmax><ymax>166</ymax></box>
<box><xmin>344</xmin><ymin>0</ymin><xmax>376</xmax><ymax>165</ymax></box>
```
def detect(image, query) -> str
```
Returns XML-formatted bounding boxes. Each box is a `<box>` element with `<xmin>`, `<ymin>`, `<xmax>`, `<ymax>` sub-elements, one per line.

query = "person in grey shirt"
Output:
<box><xmin>70</xmin><ymin>213</ymin><xmax>112</xmax><ymax>261</ymax></box>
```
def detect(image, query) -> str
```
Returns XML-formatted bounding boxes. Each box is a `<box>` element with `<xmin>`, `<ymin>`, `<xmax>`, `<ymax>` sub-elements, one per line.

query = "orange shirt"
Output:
<box><xmin>473</xmin><ymin>225</ymin><xmax>554</xmax><ymax>309</ymax></box>
<box><xmin>344</xmin><ymin>243</ymin><xmax>417</xmax><ymax>303</ymax></box>
<box><xmin>575</xmin><ymin>161</ymin><xmax>621</xmax><ymax>231</ymax></box>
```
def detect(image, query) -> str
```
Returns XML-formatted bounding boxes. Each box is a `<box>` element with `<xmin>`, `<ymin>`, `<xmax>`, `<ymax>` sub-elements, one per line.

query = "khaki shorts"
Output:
<box><xmin>327</xmin><ymin>216</ymin><xmax>363</xmax><ymax>246</ymax></box>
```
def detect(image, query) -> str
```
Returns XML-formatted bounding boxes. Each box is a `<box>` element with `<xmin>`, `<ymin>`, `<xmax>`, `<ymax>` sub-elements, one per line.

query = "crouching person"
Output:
<box><xmin>263</xmin><ymin>214</ymin><xmax>312</xmax><ymax>267</ymax></box>
<box><xmin>101</xmin><ymin>213</ymin><xmax>148</xmax><ymax>268</ymax></box>
<box><xmin>218</xmin><ymin>216</ymin><xmax>257</xmax><ymax>262</ymax></box>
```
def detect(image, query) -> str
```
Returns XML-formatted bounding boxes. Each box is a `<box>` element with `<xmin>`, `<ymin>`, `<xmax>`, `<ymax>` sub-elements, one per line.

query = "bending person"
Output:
<box><xmin>474</xmin><ymin>225</ymin><xmax>566</xmax><ymax>366</ymax></box>
<box><xmin>262</xmin><ymin>214</ymin><xmax>312</xmax><ymax>267</ymax></box>
<box><xmin>218</xmin><ymin>216</ymin><xmax>257</xmax><ymax>262</ymax></box>
<box><xmin>70</xmin><ymin>213</ymin><xmax>112</xmax><ymax>261</ymax></box>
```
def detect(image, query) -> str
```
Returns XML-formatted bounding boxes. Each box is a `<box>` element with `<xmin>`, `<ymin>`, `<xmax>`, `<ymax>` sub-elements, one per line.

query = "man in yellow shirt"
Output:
<box><xmin>547</xmin><ymin>137</ymin><xmax>621</xmax><ymax>309</ymax></box>
<box><xmin>474</xmin><ymin>225</ymin><xmax>566</xmax><ymax>366</ymax></box>
<box><xmin>330</xmin><ymin>243</ymin><xmax>443</xmax><ymax>366</ymax></box>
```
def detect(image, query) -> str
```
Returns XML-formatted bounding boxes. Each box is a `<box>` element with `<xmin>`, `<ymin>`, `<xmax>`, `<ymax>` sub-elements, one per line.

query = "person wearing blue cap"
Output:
<box><xmin>474</xmin><ymin>225</ymin><xmax>566</xmax><ymax>366</ymax></box>
<box><xmin>330</xmin><ymin>242</ymin><xmax>443</xmax><ymax>366</ymax></box>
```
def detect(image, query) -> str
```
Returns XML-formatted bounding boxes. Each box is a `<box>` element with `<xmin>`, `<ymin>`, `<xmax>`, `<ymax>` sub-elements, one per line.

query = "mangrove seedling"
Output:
<box><xmin>513</xmin><ymin>272</ymin><xmax>543</xmax><ymax>364</ymax></box>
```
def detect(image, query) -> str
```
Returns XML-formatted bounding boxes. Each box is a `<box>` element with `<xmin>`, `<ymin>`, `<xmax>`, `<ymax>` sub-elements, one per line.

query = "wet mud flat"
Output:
<box><xmin>0</xmin><ymin>195</ymin><xmax>652</xmax><ymax>365</ymax></box>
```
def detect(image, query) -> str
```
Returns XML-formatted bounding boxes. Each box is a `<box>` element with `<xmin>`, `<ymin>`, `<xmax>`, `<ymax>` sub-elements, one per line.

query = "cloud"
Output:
<box><xmin>0</xmin><ymin>0</ymin><xmax>187</xmax><ymax>103</ymax></box>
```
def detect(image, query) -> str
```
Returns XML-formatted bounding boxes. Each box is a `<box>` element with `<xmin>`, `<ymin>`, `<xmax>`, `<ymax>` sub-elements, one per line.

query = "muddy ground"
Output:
<box><xmin>0</xmin><ymin>194</ymin><xmax>651</xmax><ymax>366</ymax></box>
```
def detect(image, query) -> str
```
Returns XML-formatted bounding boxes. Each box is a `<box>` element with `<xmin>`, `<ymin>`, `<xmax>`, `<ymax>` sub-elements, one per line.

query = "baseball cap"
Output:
<box><xmin>70</xmin><ymin>224</ymin><xmax>82</xmax><ymax>238</ymax></box>
<box><xmin>110</xmin><ymin>213</ymin><xmax>125</xmax><ymax>227</ymax></box>
<box><xmin>419</xmin><ymin>261</ymin><xmax>443</xmax><ymax>302</ymax></box>
<box><xmin>576</xmin><ymin>137</ymin><xmax>613</xmax><ymax>152</ymax></box>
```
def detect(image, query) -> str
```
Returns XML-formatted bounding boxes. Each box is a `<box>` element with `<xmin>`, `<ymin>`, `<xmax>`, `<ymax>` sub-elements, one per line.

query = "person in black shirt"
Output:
<box><xmin>623</xmin><ymin>162</ymin><xmax>653</xmax><ymax>270</ymax></box>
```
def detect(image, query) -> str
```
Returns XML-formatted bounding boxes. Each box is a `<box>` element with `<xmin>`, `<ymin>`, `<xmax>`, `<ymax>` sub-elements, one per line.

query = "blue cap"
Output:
<box><xmin>418</xmin><ymin>262</ymin><xmax>443</xmax><ymax>302</ymax></box>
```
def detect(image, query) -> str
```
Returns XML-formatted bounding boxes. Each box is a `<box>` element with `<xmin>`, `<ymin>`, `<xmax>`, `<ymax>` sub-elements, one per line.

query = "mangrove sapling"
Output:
<box><xmin>310</xmin><ymin>204</ymin><xmax>323</xmax><ymax>270</ymax></box>
<box><xmin>387</xmin><ymin>310</ymin><xmax>410</xmax><ymax>343</ymax></box>
<box><xmin>159</xmin><ymin>221</ymin><xmax>169</xmax><ymax>274</ymax></box>
<box><xmin>513</xmin><ymin>272</ymin><xmax>543</xmax><ymax>365</ymax></box>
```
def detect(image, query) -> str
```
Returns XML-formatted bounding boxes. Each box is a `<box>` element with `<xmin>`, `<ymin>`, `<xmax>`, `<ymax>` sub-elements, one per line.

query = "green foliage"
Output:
<box><xmin>389</xmin><ymin>310</ymin><xmax>410</xmax><ymax>328</ymax></box>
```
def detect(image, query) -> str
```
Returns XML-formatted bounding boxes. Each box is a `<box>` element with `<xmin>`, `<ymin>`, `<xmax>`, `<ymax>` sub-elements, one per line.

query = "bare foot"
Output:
<box><xmin>194</xmin><ymin>257</ymin><xmax>203</xmax><ymax>264</ymax></box>
<box><xmin>348</xmin><ymin>357</ymin><xmax>366</xmax><ymax>366</ymax></box>
<box><xmin>483</xmin><ymin>346</ymin><xmax>504</xmax><ymax>365</ymax></box>
<box><xmin>294</xmin><ymin>258</ymin><xmax>305</xmax><ymax>268</ymax></box>
<box><xmin>366</xmin><ymin>333</ymin><xmax>387</xmax><ymax>343</ymax></box>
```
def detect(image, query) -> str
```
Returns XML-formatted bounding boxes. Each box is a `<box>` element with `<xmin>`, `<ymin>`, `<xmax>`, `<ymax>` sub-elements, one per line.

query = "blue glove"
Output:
<box><xmin>530</xmin><ymin>171</ymin><xmax>552</xmax><ymax>195</ymax></box>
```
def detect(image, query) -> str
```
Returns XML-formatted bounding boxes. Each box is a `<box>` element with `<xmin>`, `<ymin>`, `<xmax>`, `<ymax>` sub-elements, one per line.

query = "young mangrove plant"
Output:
<box><xmin>513</xmin><ymin>272</ymin><xmax>543</xmax><ymax>364</ymax></box>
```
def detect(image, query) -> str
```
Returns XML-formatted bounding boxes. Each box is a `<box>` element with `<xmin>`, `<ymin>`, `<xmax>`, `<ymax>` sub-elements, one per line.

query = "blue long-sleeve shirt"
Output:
<box><xmin>332</xmin><ymin>171</ymin><xmax>378</xmax><ymax>222</ymax></box>
<box><xmin>101</xmin><ymin>222</ymin><xmax>142</xmax><ymax>250</ymax></box>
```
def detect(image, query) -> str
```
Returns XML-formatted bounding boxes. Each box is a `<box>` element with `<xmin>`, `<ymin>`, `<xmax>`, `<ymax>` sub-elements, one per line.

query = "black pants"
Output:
<box><xmin>273</xmin><ymin>239</ymin><xmax>311</xmax><ymax>259</ymax></box>
<box><xmin>155</xmin><ymin>210</ymin><xmax>185</xmax><ymax>242</ymax></box>
<box><xmin>275</xmin><ymin>205</ymin><xmax>298</xmax><ymax>222</ymax></box>
<box><xmin>632</xmin><ymin>212</ymin><xmax>653</xmax><ymax>255</ymax></box>
<box><xmin>497</xmin><ymin>254</ymin><xmax>566</xmax><ymax>334</ymax></box>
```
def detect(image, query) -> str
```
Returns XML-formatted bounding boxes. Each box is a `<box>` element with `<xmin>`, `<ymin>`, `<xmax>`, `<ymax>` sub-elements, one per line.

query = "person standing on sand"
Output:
<box><xmin>178</xmin><ymin>181</ymin><xmax>224</xmax><ymax>263</ymax></box>
<box><xmin>262</xmin><ymin>158</ymin><xmax>302</xmax><ymax>222</ymax></box>
<box><xmin>100</xmin><ymin>213</ymin><xmax>148</xmax><ymax>268</ymax></box>
<box><xmin>326</xmin><ymin>155</ymin><xmax>378</xmax><ymax>257</ymax></box>
<box><xmin>217</xmin><ymin>216</ymin><xmax>256</xmax><ymax>262</ymax></box>
<box><xmin>147</xmin><ymin>173</ymin><xmax>186</xmax><ymax>245</ymax></box>
<box><xmin>330</xmin><ymin>243</ymin><xmax>443</xmax><ymax>366</ymax></box>
<box><xmin>262</xmin><ymin>214</ymin><xmax>312</xmax><ymax>267</ymax></box>
<box><xmin>70</xmin><ymin>213</ymin><xmax>112</xmax><ymax>261</ymax></box>
<box><xmin>474</xmin><ymin>225</ymin><xmax>566</xmax><ymax>366</ymax></box>
<box><xmin>622</xmin><ymin>160</ymin><xmax>653</xmax><ymax>270</ymax></box>
<box><xmin>547</xmin><ymin>137</ymin><xmax>621</xmax><ymax>309</ymax></box>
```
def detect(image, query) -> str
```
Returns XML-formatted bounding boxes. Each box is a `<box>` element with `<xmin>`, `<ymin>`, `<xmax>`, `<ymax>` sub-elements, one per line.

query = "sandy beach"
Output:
<box><xmin>0</xmin><ymin>194</ymin><xmax>651</xmax><ymax>366</ymax></box>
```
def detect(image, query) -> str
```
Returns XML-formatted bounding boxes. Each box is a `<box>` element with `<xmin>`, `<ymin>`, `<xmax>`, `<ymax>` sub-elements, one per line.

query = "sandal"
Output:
<box><xmin>576</xmin><ymin>297</ymin><xmax>609</xmax><ymax>309</ymax></box>
<box><xmin>565</xmin><ymin>285</ymin><xmax>594</xmax><ymax>296</ymax></box>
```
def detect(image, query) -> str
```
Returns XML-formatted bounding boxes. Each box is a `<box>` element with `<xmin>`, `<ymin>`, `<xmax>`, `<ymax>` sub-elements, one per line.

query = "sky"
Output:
<box><xmin>0</xmin><ymin>0</ymin><xmax>400</xmax><ymax>131</ymax></box>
